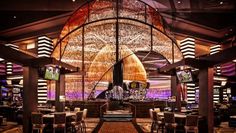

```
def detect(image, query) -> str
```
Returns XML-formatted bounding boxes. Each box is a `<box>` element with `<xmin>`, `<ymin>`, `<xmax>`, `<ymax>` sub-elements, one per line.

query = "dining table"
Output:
<box><xmin>43</xmin><ymin>111</ymin><xmax>76</xmax><ymax>118</ymax></box>
<box><xmin>42</xmin><ymin>111</ymin><xmax>77</xmax><ymax>133</ymax></box>
<box><xmin>157</xmin><ymin>112</ymin><xmax>186</xmax><ymax>118</ymax></box>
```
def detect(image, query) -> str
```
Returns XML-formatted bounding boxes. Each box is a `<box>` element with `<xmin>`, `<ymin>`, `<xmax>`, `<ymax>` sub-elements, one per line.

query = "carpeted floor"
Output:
<box><xmin>3</xmin><ymin>119</ymin><xmax>236</xmax><ymax>133</ymax></box>
<box><xmin>98</xmin><ymin>122</ymin><xmax>138</xmax><ymax>133</ymax></box>
<box><xmin>0</xmin><ymin>122</ymin><xmax>19</xmax><ymax>133</ymax></box>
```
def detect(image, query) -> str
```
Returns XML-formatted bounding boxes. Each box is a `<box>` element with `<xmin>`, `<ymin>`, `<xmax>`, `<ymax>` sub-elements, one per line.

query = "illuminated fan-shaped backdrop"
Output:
<box><xmin>88</xmin><ymin>44</ymin><xmax>147</xmax><ymax>82</ymax></box>
<box><xmin>49</xmin><ymin>0</ymin><xmax>183</xmax><ymax>100</ymax></box>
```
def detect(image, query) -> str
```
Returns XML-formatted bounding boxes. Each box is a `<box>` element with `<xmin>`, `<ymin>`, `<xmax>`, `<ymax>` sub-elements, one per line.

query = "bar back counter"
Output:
<box><xmin>47</xmin><ymin>100</ymin><xmax>169</xmax><ymax>118</ymax></box>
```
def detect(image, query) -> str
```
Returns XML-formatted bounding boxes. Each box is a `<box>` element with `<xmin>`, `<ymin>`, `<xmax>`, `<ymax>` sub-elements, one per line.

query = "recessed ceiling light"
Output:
<box><xmin>177</xmin><ymin>1</ymin><xmax>181</xmax><ymax>4</ymax></box>
<box><xmin>13</xmin><ymin>16</ymin><xmax>16</xmax><ymax>19</ymax></box>
<box><xmin>220</xmin><ymin>1</ymin><xmax>223</xmax><ymax>5</ymax></box>
<box><xmin>72</xmin><ymin>0</ymin><xmax>75</xmax><ymax>2</ymax></box>
<box><xmin>230</xmin><ymin>29</ymin><xmax>233</xmax><ymax>32</ymax></box>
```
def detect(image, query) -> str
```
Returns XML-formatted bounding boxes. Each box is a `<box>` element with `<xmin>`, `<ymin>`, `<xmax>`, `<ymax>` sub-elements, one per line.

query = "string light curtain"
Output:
<box><xmin>50</xmin><ymin>0</ymin><xmax>183</xmax><ymax>100</ymax></box>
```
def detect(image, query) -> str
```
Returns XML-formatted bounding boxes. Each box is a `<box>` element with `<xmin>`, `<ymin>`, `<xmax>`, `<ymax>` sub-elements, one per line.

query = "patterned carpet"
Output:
<box><xmin>0</xmin><ymin>122</ymin><xmax>19</xmax><ymax>133</ymax></box>
<box><xmin>136</xmin><ymin>119</ymin><xmax>236</xmax><ymax>133</ymax></box>
<box><xmin>98</xmin><ymin>122</ymin><xmax>138</xmax><ymax>133</ymax></box>
<box><xmin>3</xmin><ymin>119</ymin><xmax>236</xmax><ymax>133</ymax></box>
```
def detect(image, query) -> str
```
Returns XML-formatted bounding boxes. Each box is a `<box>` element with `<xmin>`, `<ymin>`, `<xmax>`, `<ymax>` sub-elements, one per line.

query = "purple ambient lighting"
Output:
<box><xmin>146</xmin><ymin>88</ymin><xmax>171</xmax><ymax>99</ymax></box>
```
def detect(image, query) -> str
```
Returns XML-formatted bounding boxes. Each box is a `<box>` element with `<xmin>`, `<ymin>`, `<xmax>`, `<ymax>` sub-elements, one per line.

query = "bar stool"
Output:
<box><xmin>53</xmin><ymin>112</ymin><xmax>66</xmax><ymax>133</ymax></box>
<box><xmin>31</xmin><ymin>112</ymin><xmax>45</xmax><ymax>133</ymax></box>
<box><xmin>185</xmin><ymin>115</ymin><xmax>198</xmax><ymax>133</ymax></box>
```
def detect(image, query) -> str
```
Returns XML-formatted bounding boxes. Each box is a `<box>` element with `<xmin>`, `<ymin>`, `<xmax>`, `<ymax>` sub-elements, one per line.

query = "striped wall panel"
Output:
<box><xmin>37</xmin><ymin>36</ymin><xmax>53</xmax><ymax>104</ymax></box>
<box><xmin>180</xmin><ymin>38</ymin><xmax>195</xmax><ymax>59</ymax></box>
<box><xmin>210</xmin><ymin>45</ymin><xmax>221</xmax><ymax>103</ymax></box>
<box><xmin>180</xmin><ymin>38</ymin><xmax>196</xmax><ymax>103</ymax></box>
<box><xmin>5</xmin><ymin>44</ymin><xmax>19</xmax><ymax>75</ymax></box>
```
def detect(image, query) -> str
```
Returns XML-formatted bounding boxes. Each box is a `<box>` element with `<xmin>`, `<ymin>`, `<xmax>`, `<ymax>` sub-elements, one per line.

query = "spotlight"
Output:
<box><xmin>177</xmin><ymin>1</ymin><xmax>181</xmax><ymax>4</ymax></box>
<box><xmin>72</xmin><ymin>0</ymin><xmax>75</xmax><ymax>2</ymax></box>
<box><xmin>13</xmin><ymin>16</ymin><xmax>16</xmax><ymax>19</ymax></box>
<box><xmin>220</xmin><ymin>1</ymin><xmax>223</xmax><ymax>5</ymax></box>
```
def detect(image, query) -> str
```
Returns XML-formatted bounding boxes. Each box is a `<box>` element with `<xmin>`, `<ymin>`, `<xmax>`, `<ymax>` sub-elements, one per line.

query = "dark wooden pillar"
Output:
<box><xmin>219</xmin><ymin>88</ymin><xmax>223</xmax><ymax>103</ymax></box>
<box><xmin>23</xmin><ymin>66</ymin><xmax>38</xmax><ymax>133</ymax></box>
<box><xmin>171</xmin><ymin>76</ymin><xmax>177</xmax><ymax>97</ymax></box>
<box><xmin>171</xmin><ymin>76</ymin><xmax>181</xmax><ymax>111</ymax></box>
<box><xmin>0</xmin><ymin>83</ymin><xmax>2</xmax><ymax>102</ymax></box>
<box><xmin>199</xmin><ymin>68</ymin><xmax>214</xmax><ymax>133</ymax></box>
<box><xmin>55</xmin><ymin>74</ymin><xmax>65</xmax><ymax>112</ymax></box>
<box><xmin>113</xmin><ymin>61</ymin><xmax>123</xmax><ymax>87</ymax></box>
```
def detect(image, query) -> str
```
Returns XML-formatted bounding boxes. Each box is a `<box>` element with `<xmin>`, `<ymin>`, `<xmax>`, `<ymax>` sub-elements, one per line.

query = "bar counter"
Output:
<box><xmin>47</xmin><ymin>100</ymin><xmax>171</xmax><ymax>118</ymax></box>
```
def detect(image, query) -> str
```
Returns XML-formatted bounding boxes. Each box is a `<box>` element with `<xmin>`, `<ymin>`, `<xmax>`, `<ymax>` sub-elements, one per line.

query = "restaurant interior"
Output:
<box><xmin>0</xmin><ymin>0</ymin><xmax>235</xmax><ymax>133</ymax></box>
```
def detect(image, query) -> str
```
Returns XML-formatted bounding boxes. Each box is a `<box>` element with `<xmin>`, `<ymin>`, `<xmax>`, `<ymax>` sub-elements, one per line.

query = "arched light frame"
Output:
<box><xmin>50</xmin><ymin>0</ymin><xmax>183</xmax><ymax>100</ymax></box>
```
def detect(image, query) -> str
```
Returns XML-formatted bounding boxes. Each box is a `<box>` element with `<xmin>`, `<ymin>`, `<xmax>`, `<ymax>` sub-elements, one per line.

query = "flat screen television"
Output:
<box><xmin>232</xmin><ymin>96</ymin><xmax>236</xmax><ymax>101</ymax></box>
<box><xmin>176</xmin><ymin>69</ymin><xmax>193</xmax><ymax>83</ymax></box>
<box><xmin>44</xmin><ymin>66</ymin><xmax>60</xmax><ymax>80</ymax></box>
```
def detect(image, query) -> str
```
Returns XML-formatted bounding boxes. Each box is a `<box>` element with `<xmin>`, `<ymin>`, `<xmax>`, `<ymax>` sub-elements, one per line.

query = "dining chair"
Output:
<box><xmin>151</xmin><ymin>111</ymin><xmax>164</xmax><ymax>133</ymax></box>
<box><xmin>31</xmin><ymin>112</ymin><xmax>45</xmax><ymax>133</ymax></box>
<box><xmin>53</xmin><ymin>112</ymin><xmax>66</xmax><ymax>133</ymax></box>
<box><xmin>154</xmin><ymin>108</ymin><xmax>161</xmax><ymax>112</ymax></box>
<box><xmin>164</xmin><ymin>112</ymin><xmax>177</xmax><ymax>133</ymax></box>
<box><xmin>82</xmin><ymin>109</ymin><xmax>88</xmax><ymax>133</ymax></box>
<box><xmin>71</xmin><ymin>111</ymin><xmax>83</xmax><ymax>133</ymax></box>
<box><xmin>149</xmin><ymin>109</ymin><xmax>156</xmax><ymax>133</ymax></box>
<box><xmin>74</xmin><ymin>107</ymin><xmax>81</xmax><ymax>112</ymax></box>
<box><xmin>184</xmin><ymin>115</ymin><xmax>199</xmax><ymax>133</ymax></box>
<box><xmin>65</xmin><ymin>106</ymin><xmax>70</xmax><ymax>111</ymax></box>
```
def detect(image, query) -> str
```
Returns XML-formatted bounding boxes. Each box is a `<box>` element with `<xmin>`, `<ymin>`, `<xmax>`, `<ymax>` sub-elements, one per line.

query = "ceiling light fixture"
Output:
<box><xmin>13</xmin><ymin>16</ymin><xmax>16</xmax><ymax>19</ymax></box>
<box><xmin>177</xmin><ymin>1</ymin><xmax>181</xmax><ymax>4</ymax></box>
<box><xmin>220</xmin><ymin>1</ymin><xmax>223</xmax><ymax>5</ymax></box>
<box><xmin>72</xmin><ymin>0</ymin><xmax>75</xmax><ymax>2</ymax></box>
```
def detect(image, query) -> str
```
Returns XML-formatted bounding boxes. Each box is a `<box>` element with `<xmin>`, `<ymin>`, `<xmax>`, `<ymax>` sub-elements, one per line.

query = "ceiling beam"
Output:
<box><xmin>0</xmin><ymin>44</ymin><xmax>35</xmax><ymax>65</ymax></box>
<box><xmin>0</xmin><ymin>44</ymin><xmax>78</xmax><ymax>73</ymax></box>
<box><xmin>0</xmin><ymin>0</ymin><xmax>84</xmax><ymax>11</ymax></box>
<box><xmin>159</xmin><ymin>46</ymin><xmax>236</xmax><ymax>73</ymax></box>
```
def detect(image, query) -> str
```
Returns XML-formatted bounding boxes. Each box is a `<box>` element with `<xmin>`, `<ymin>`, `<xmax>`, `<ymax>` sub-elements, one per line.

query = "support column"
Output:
<box><xmin>199</xmin><ymin>68</ymin><xmax>214</xmax><ymax>133</ymax></box>
<box><xmin>171</xmin><ymin>76</ymin><xmax>177</xmax><ymax>97</ymax></box>
<box><xmin>219</xmin><ymin>88</ymin><xmax>224</xmax><ymax>103</ymax></box>
<box><xmin>171</xmin><ymin>76</ymin><xmax>180</xmax><ymax>111</ymax></box>
<box><xmin>55</xmin><ymin>74</ymin><xmax>65</xmax><ymax>112</ymax></box>
<box><xmin>113</xmin><ymin>61</ymin><xmax>123</xmax><ymax>87</ymax></box>
<box><xmin>23</xmin><ymin>66</ymin><xmax>38</xmax><ymax>133</ymax></box>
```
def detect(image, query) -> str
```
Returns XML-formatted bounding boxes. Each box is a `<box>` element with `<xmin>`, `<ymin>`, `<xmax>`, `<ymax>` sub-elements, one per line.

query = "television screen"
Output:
<box><xmin>44</xmin><ymin>66</ymin><xmax>60</xmax><ymax>80</ymax></box>
<box><xmin>232</xmin><ymin>96</ymin><xmax>236</xmax><ymax>101</ymax></box>
<box><xmin>176</xmin><ymin>69</ymin><xmax>193</xmax><ymax>83</ymax></box>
